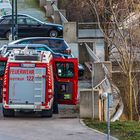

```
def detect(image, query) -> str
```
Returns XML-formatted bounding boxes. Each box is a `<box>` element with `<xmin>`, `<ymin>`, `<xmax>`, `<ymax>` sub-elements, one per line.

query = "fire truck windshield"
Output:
<box><xmin>56</xmin><ymin>62</ymin><xmax>74</xmax><ymax>78</ymax></box>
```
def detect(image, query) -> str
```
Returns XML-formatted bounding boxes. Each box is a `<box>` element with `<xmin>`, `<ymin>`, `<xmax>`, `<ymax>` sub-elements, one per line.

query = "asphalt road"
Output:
<box><xmin>0</xmin><ymin>104</ymin><xmax>113</xmax><ymax>140</ymax></box>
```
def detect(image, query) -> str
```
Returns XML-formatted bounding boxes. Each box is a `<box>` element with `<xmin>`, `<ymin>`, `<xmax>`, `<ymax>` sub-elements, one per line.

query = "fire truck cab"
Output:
<box><xmin>2</xmin><ymin>48</ymin><xmax>78</xmax><ymax>117</ymax></box>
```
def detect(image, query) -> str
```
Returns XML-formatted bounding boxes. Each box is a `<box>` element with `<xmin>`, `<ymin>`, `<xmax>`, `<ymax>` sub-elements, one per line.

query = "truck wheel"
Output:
<box><xmin>3</xmin><ymin>107</ymin><xmax>15</xmax><ymax>117</ymax></box>
<box><xmin>41</xmin><ymin>108</ymin><xmax>53</xmax><ymax>117</ymax></box>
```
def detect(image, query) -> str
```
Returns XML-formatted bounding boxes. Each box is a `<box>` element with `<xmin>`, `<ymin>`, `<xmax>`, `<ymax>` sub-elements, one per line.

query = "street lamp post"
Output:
<box><xmin>101</xmin><ymin>92</ymin><xmax>111</xmax><ymax>140</ymax></box>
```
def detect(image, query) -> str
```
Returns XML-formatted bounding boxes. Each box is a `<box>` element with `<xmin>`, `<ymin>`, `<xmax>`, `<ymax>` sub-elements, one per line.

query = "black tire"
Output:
<box><xmin>3</xmin><ymin>107</ymin><xmax>15</xmax><ymax>117</ymax></box>
<box><xmin>49</xmin><ymin>30</ymin><xmax>58</xmax><ymax>38</ymax></box>
<box><xmin>5</xmin><ymin>31</ymin><xmax>11</xmax><ymax>40</ymax></box>
<box><xmin>41</xmin><ymin>108</ymin><xmax>53</xmax><ymax>117</ymax></box>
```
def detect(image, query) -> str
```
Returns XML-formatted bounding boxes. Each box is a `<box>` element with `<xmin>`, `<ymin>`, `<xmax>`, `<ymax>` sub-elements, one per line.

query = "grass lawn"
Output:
<box><xmin>84</xmin><ymin>119</ymin><xmax>140</xmax><ymax>140</ymax></box>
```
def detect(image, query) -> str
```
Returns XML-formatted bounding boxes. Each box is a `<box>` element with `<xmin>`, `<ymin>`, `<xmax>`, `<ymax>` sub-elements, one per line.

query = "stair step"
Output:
<box><xmin>35</xmin><ymin>95</ymin><xmax>42</xmax><ymax>98</ymax></box>
<box><xmin>34</xmin><ymin>102</ymin><xmax>42</xmax><ymax>105</ymax></box>
<box><xmin>34</xmin><ymin>81</ymin><xmax>42</xmax><ymax>84</ymax></box>
<box><xmin>35</xmin><ymin>88</ymin><xmax>42</xmax><ymax>90</ymax></box>
<box><xmin>34</xmin><ymin>95</ymin><xmax>42</xmax><ymax>97</ymax></box>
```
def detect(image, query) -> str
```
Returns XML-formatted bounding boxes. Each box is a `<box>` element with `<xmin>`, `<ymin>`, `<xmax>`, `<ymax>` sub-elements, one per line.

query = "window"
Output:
<box><xmin>32</xmin><ymin>39</ymin><xmax>49</xmax><ymax>45</ymax></box>
<box><xmin>17</xmin><ymin>18</ymin><xmax>26</xmax><ymax>24</ymax></box>
<box><xmin>0</xmin><ymin>19</ymin><xmax>10</xmax><ymax>24</ymax></box>
<box><xmin>26</xmin><ymin>18</ymin><xmax>40</xmax><ymax>25</ymax></box>
<box><xmin>35</xmin><ymin>47</ymin><xmax>47</xmax><ymax>52</ymax></box>
<box><xmin>30</xmin><ymin>39</ymin><xmax>66</xmax><ymax>50</ymax></box>
<box><xmin>18</xmin><ymin>40</ymin><xmax>31</xmax><ymax>44</ymax></box>
<box><xmin>56</xmin><ymin>62</ymin><xmax>74</xmax><ymax>78</ymax></box>
<box><xmin>15</xmin><ymin>55</ymin><xmax>40</xmax><ymax>61</ymax></box>
<box><xmin>48</xmin><ymin>40</ymin><xmax>64</xmax><ymax>49</ymax></box>
<box><xmin>0</xmin><ymin>61</ymin><xmax>6</xmax><ymax>76</ymax></box>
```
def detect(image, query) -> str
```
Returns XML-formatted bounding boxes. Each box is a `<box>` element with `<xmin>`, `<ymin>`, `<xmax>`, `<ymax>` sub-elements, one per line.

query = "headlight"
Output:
<box><xmin>58</xmin><ymin>26</ymin><xmax>63</xmax><ymax>30</ymax></box>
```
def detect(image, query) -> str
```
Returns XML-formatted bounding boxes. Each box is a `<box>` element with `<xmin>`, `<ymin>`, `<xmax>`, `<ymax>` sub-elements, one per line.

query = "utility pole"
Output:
<box><xmin>11</xmin><ymin>0</ymin><xmax>18</xmax><ymax>41</ymax></box>
<box><xmin>15</xmin><ymin>0</ymin><xmax>18</xmax><ymax>40</ymax></box>
<box><xmin>11</xmin><ymin>0</ymin><xmax>14</xmax><ymax>40</ymax></box>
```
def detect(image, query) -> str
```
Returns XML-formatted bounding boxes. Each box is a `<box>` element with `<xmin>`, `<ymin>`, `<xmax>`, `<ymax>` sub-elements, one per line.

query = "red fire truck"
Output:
<box><xmin>2</xmin><ymin>49</ymin><xmax>78</xmax><ymax>117</ymax></box>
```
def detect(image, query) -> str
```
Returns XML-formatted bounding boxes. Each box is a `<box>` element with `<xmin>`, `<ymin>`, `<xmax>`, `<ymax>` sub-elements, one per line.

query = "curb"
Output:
<box><xmin>79</xmin><ymin>119</ymin><xmax>118</xmax><ymax>140</ymax></box>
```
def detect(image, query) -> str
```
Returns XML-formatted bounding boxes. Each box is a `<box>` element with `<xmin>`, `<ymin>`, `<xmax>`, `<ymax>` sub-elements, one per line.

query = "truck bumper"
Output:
<box><xmin>3</xmin><ymin>98</ymin><xmax>53</xmax><ymax>110</ymax></box>
<box><xmin>4</xmin><ymin>104</ymin><xmax>47</xmax><ymax>110</ymax></box>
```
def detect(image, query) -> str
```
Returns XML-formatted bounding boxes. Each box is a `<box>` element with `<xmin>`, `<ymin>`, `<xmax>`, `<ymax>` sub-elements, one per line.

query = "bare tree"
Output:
<box><xmin>84</xmin><ymin>0</ymin><xmax>140</xmax><ymax>121</ymax></box>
